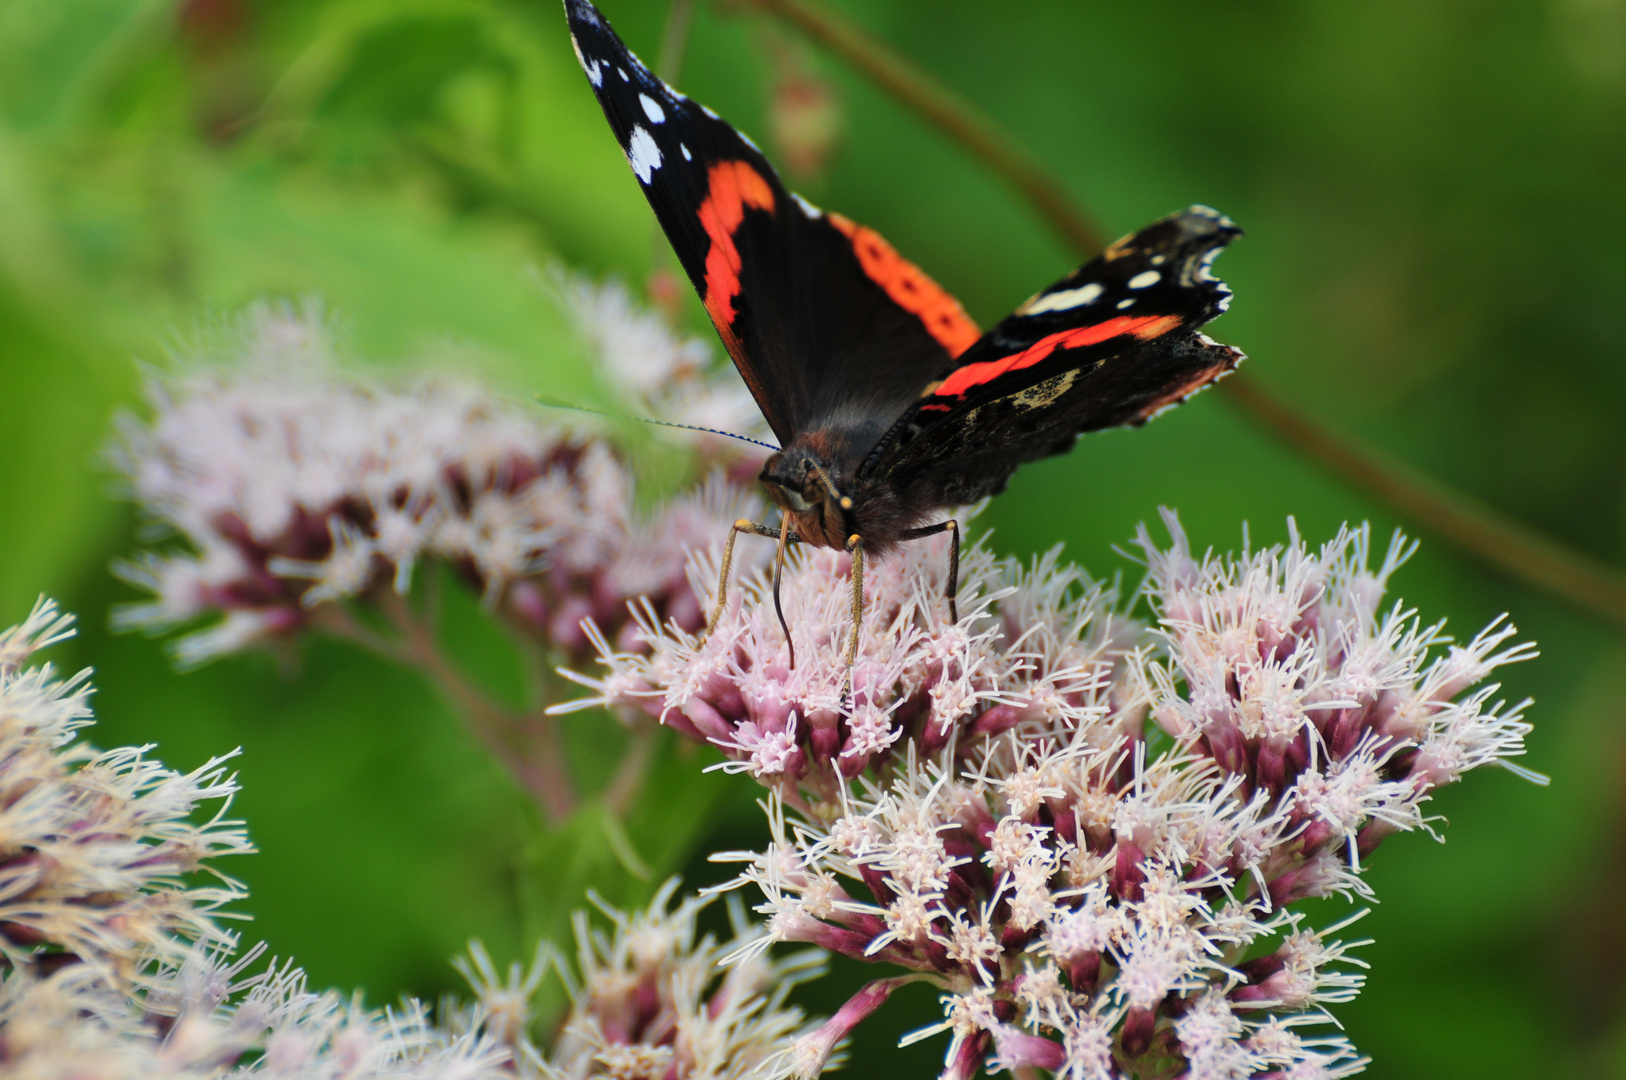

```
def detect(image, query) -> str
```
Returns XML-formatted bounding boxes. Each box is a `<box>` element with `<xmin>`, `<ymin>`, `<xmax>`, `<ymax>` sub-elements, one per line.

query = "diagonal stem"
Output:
<box><xmin>746</xmin><ymin>0</ymin><xmax>1107</xmax><ymax>255</ymax></box>
<box><xmin>1221</xmin><ymin>377</ymin><xmax>1626</xmax><ymax>626</ymax></box>
<box><xmin>747</xmin><ymin>0</ymin><xmax>1626</xmax><ymax>629</ymax></box>
<box><xmin>315</xmin><ymin>598</ymin><xmax>578</xmax><ymax>823</ymax></box>
<box><xmin>658</xmin><ymin>0</ymin><xmax>699</xmax><ymax>85</ymax></box>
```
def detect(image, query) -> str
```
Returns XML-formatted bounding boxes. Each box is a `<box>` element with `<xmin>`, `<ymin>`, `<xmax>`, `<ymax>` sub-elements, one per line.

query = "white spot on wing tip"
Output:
<box><xmin>792</xmin><ymin>193</ymin><xmax>823</xmax><ymax>218</ymax></box>
<box><xmin>680</xmin><ymin>143</ymin><xmax>691</xmax><ymax>160</ymax></box>
<box><xmin>1196</xmin><ymin>247</ymin><xmax>1221</xmax><ymax>283</ymax></box>
<box><xmin>1017</xmin><ymin>280</ymin><xmax>1103</xmax><ymax>316</ymax></box>
<box><xmin>1116</xmin><ymin>298</ymin><xmax>1135</xmax><ymax>310</ymax></box>
<box><xmin>617</xmin><ymin>67</ymin><xmax>629</xmax><ymax>82</ymax></box>
<box><xmin>1128</xmin><ymin>270</ymin><xmax>1161</xmax><ymax>289</ymax></box>
<box><xmin>571</xmin><ymin>35</ymin><xmax>604</xmax><ymax>87</ymax></box>
<box><xmin>639</xmin><ymin>93</ymin><xmax>665</xmax><ymax>124</ymax></box>
<box><xmin>627</xmin><ymin>125</ymin><xmax>662</xmax><ymax>183</ymax></box>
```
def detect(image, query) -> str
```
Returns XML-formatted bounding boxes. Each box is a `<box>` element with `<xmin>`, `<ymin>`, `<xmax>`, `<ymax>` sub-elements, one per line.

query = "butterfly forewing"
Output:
<box><xmin>564</xmin><ymin>0</ymin><xmax>979</xmax><ymax>447</ymax></box>
<box><xmin>861</xmin><ymin>207</ymin><xmax>1245</xmax><ymax>501</ymax></box>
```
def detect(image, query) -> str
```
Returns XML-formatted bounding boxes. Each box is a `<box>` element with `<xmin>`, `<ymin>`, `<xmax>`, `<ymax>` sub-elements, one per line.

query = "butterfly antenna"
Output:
<box><xmin>535</xmin><ymin>397</ymin><xmax>780</xmax><ymax>451</ymax></box>
<box><xmin>773</xmin><ymin>514</ymin><xmax>796</xmax><ymax>669</ymax></box>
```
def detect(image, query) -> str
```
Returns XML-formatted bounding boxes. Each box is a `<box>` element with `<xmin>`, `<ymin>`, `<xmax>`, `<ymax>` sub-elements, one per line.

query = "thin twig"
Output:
<box><xmin>746</xmin><ymin>0</ymin><xmax>1107</xmax><ymax>255</ymax></box>
<box><xmin>657</xmin><ymin>0</ymin><xmax>699</xmax><ymax>85</ymax></box>
<box><xmin>368</xmin><ymin>590</ymin><xmax>579</xmax><ymax>823</ymax></box>
<box><xmin>601</xmin><ymin>722</ymin><xmax>658</xmax><ymax>817</ymax></box>
<box><xmin>506</xmin><ymin>606</ymin><xmax>659</xmax><ymax>818</ymax></box>
<box><xmin>749</xmin><ymin>0</ymin><xmax>1626</xmax><ymax>629</ymax></box>
<box><xmin>1221</xmin><ymin>377</ymin><xmax>1626</xmax><ymax>627</ymax></box>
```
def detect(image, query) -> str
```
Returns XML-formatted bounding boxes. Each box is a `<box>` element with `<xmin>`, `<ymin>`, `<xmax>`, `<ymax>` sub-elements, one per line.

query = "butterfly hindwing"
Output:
<box><xmin>563</xmin><ymin>0</ymin><xmax>979</xmax><ymax>446</ymax></box>
<box><xmin>861</xmin><ymin>207</ymin><xmax>1245</xmax><ymax>501</ymax></box>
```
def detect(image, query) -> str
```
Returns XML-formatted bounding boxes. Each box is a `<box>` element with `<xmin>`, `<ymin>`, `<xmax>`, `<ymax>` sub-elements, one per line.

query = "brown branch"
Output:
<box><xmin>747</xmin><ymin>0</ymin><xmax>1626</xmax><ymax>629</ymax></box>
<box><xmin>744</xmin><ymin>0</ymin><xmax>1107</xmax><ymax>256</ymax></box>
<box><xmin>319</xmin><ymin>596</ymin><xmax>579</xmax><ymax>823</ymax></box>
<box><xmin>601</xmin><ymin>722</ymin><xmax>658</xmax><ymax>817</ymax></box>
<box><xmin>1221</xmin><ymin>377</ymin><xmax>1626</xmax><ymax>627</ymax></box>
<box><xmin>658</xmin><ymin>0</ymin><xmax>699</xmax><ymax>85</ymax></box>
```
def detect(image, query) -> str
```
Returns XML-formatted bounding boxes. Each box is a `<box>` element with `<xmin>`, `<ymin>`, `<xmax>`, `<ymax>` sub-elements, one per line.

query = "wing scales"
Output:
<box><xmin>864</xmin><ymin>207</ymin><xmax>1245</xmax><ymax>497</ymax></box>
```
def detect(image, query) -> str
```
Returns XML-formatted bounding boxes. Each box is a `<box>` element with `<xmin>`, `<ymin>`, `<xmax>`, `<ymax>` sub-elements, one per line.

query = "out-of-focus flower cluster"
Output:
<box><xmin>539</xmin><ymin>880</ymin><xmax>822</xmax><ymax>1080</ymax></box>
<box><xmin>0</xmin><ymin>598</ymin><xmax>249</xmax><ymax>987</ymax></box>
<box><xmin>0</xmin><ymin>599</ymin><xmax>819</xmax><ymax>1080</ymax></box>
<box><xmin>549</xmin><ymin>270</ymin><xmax>765</xmax><ymax>451</ymax></box>
<box><xmin>567</xmin><ymin>515</ymin><xmax>1538</xmax><ymax>1078</ymax></box>
<box><xmin>110</xmin><ymin>287</ymin><xmax>762</xmax><ymax>667</ymax></box>
<box><xmin>5</xmin><ymin>891</ymin><xmax>818</xmax><ymax>1080</ymax></box>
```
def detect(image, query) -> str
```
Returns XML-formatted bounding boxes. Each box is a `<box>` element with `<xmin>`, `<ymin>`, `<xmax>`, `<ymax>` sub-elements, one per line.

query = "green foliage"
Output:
<box><xmin>1</xmin><ymin>0</ymin><xmax>1622</xmax><ymax>1076</ymax></box>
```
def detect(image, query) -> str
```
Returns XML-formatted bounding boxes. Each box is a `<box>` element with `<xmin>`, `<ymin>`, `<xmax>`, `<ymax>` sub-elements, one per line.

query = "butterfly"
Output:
<box><xmin>564</xmin><ymin>0</ymin><xmax>1244</xmax><ymax>671</ymax></box>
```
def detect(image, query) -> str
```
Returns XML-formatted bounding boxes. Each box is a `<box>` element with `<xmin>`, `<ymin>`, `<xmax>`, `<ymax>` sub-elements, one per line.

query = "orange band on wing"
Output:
<box><xmin>698</xmin><ymin>161</ymin><xmax>776</xmax><ymax>357</ymax></box>
<box><xmin>828</xmin><ymin>213</ymin><xmax>980</xmax><ymax>358</ymax></box>
<box><xmin>932</xmin><ymin>314</ymin><xmax>1182</xmax><ymax>400</ymax></box>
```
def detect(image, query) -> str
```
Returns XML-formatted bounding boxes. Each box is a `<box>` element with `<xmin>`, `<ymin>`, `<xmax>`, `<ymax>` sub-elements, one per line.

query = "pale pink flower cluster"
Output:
<box><xmin>1</xmin><ymin>941</ymin><xmax>518</xmax><ymax>1080</ymax></box>
<box><xmin>551</xmin><ymin>270</ymin><xmax>768</xmax><ymax>454</ymax></box>
<box><xmin>0</xmin><ymin>599</ymin><xmax>817</xmax><ymax>1080</ymax></box>
<box><xmin>540</xmin><ymin>881</ymin><xmax>822</xmax><ymax>1080</ymax></box>
<box><xmin>110</xmin><ymin>300</ymin><xmax>759</xmax><ymax>666</ymax></box>
<box><xmin>557</xmin><ymin>533</ymin><xmax>1143</xmax><ymax>799</ymax></box>
<box><xmin>568</xmin><ymin>515</ymin><xmax>1538</xmax><ymax>1078</ymax></box>
<box><xmin>3</xmin><ymin>880</ymin><xmax>815</xmax><ymax>1080</ymax></box>
<box><xmin>0</xmin><ymin>598</ymin><xmax>250</xmax><ymax>986</ymax></box>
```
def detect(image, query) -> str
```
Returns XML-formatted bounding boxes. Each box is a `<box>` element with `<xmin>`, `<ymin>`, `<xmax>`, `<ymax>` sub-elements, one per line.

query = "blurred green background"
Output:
<box><xmin>2</xmin><ymin>0</ymin><xmax>1623</xmax><ymax>1075</ymax></box>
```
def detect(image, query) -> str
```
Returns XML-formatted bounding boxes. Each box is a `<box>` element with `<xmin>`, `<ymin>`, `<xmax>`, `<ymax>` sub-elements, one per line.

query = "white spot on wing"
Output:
<box><xmin>680</xmin><ymin>143</ymin><xmax>691</xmax><ymax>160</ymax></box>
<box><xmin>627</xmin><ymin>125</ymin><xmax>662</xmax><ymax>183</ymax></box>
<box><xmin>639</xmin><ymin>93</ymin><xmax>665</xmax><ymax>123</ymax></box>
<box><xmin>571</xmin><ymin>35</ymin><xmax>603</xmax><ymax>87</ymax></box>
<box><xmin>1017</xmin><ymin>281</ymin><xmax>1103</xmax><ymax>315</ymax></box>
<box><xmin>792</xmin><ymin>193</ymin><xmax>823</xmax><ymax>218</ymax></box>
<box><xmin>1196</xmin><ymin>247</ymin><xmax>1221</xmax><ymax>282</ymax></box>
<box><xmin>701</xmin><ymin>105</ymin><xmax>719</xmax><ymax>119</ymax></box>
<box><xmin>1116</xmin><ymin>298</ymin><xmax>1135</xmax><ymax>309</ymax></box>
<box><xmin>1129</xmin><ymin>270</ymin><xmax>1161</xmax><ymax>289</ymax></box>
<box><xmin>618</xmin><ymin>67</ymin><xmax>629</xmax><ymax>82</ymax></box>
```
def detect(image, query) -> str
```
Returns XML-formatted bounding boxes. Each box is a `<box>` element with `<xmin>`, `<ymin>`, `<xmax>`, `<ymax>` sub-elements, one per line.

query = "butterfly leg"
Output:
<box><xmin>841</xmin><ymin>533</ymin><xmax>865</xmax><ymax>706</ymax></box>
<box><xmin>703</xmin><ymin>518</ymin><xmax>800</xmax><ymax>644</ymax></box>
<box><xmin>899</xmin><ymin>518</ymin><xmax>960</xmax><ymax>622</ymax></box>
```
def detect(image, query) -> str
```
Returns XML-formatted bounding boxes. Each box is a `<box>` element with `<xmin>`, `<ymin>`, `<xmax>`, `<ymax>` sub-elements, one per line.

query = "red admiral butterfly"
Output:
<box><xmin>565</xmin><ymin>0</ymin><xmax>1244</xmax><ymax>669</ymax></box>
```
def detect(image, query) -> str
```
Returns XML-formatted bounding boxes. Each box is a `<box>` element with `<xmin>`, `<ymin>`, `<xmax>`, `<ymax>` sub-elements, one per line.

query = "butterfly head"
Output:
<box><xmin>759</xmin><ymin>441</ymin><xmax>857</xmax><ymax>549</ymax></box>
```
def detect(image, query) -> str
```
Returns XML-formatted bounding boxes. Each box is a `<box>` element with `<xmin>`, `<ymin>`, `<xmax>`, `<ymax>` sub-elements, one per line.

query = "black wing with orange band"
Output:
<box><xmin>860</xmin><ymin>207</ymin><xmax>1245</xmax><ymax>502</ymax></box>
<box><xmin>564</xmin><ymin>0</ymin><xmax>979</xmax><ymax>445</ymax></box>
